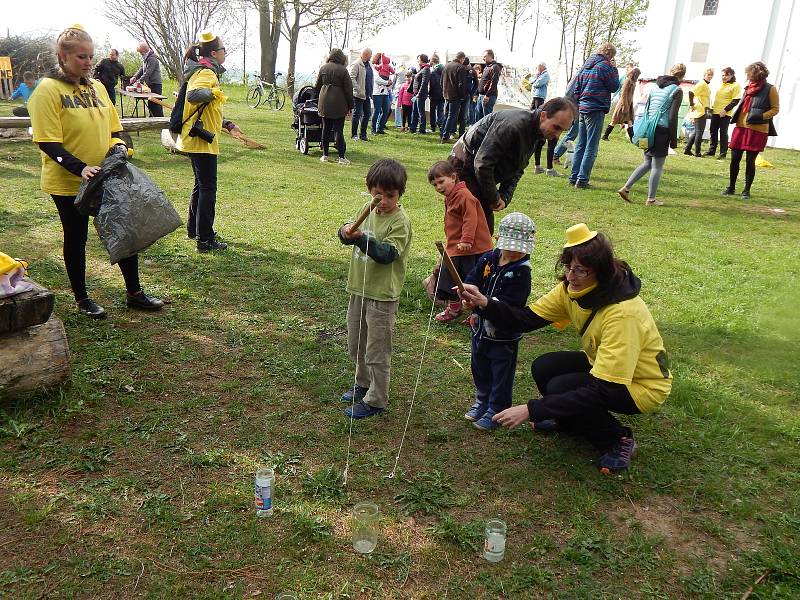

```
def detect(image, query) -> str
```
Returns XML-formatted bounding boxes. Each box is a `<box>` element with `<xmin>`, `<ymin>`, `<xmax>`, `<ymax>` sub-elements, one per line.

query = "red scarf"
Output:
<box><xmin>741</xmin><ymin>79</ymin><xmax>766</xmax><ymax>116</ymax></box>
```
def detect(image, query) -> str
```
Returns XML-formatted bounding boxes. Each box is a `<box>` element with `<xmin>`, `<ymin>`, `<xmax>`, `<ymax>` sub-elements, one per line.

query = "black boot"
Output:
<box><xmin>126</xmin><ymin>290</ymin><xmax>164</xmax><ymax>311</ymax></box>
<box><xmin>721</xmin><ymin>187</ymin><xmax>735</xmax><ymax>196</ymax></box>
<box><xmin>602</xmin><ymin>124</ymin><xmax>614</xmax><ymax>140</ymax></box>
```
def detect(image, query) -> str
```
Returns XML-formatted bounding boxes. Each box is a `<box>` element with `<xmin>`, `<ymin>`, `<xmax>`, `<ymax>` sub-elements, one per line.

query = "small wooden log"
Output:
<box><xmin>0</xmin><ymin>281</ymin><xmax>54</xmax><ymax>334</ymax></box>
<box><xmin>347</xmin><ymin>197</ymin><xmax>381</xmax><ymax>235</ymax></box>
<box><xmin>0</xmin><ymin>316</ymin><xmax>71</xmax><ymax>398</ymax></box>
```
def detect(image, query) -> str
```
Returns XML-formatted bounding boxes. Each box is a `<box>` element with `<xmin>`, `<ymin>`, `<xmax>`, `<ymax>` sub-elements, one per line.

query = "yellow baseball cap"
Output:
<box><xmin>563</xmin><ymin>223</ymin><xmax>598</xmax><ymax>248</ymax></box>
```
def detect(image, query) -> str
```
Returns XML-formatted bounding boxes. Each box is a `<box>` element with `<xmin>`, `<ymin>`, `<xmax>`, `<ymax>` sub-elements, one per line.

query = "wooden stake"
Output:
<box><xmin>435</xmin><ymin>241</ymin><xmax>465</xmax><ymax>293</ymax></box>
<box><xmin>347</xmin><ymin>196</ymin><xmax>381</xmax><ymax>235</ymax></box>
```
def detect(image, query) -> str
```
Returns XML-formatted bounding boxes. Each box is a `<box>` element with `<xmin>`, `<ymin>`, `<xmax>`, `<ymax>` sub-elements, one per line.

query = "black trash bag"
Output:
<box><xmin>74</xmin><ymin>146</ymin><xmax>182</xmax><ymax>264</ymax></box>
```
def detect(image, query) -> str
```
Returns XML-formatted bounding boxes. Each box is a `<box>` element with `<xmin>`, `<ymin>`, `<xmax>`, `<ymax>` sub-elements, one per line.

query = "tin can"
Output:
<box><xmin>255</xmin><ymin>467</ymin><xmax>274</xmax><ymax>516</ymax></box>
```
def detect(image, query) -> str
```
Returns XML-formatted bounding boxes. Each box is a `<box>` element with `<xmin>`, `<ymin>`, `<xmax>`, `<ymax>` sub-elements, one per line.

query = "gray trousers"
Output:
<box><xmin>347</xmin><ymin>294</ymin><xmax>398</xmax><ymax>408</ymax></box>
<box><xmin>624</xmin><ymin>154</ymin><xmax>667</xmax><ymax>200</ymax></box>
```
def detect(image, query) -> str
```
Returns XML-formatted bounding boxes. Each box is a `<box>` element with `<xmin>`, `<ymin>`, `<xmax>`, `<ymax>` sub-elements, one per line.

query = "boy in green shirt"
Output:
<box><xmin>338</xmin><ymin>159</ymin><xmax>413</xmax><ymax>418</ymax></box>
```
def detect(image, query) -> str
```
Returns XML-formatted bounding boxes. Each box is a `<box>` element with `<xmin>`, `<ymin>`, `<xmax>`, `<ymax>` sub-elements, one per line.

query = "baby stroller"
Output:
<box><xmin>292</xmin><ymin>85</ymin><xmax>322</xmax><ymax>155</ymax></box>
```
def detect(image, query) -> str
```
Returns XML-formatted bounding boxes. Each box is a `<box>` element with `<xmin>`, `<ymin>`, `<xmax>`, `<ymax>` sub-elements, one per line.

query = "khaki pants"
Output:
<box><xmin>347</xmin><ymin>294</ymin><xmax>398</xmax><ymax>409</ymax></box>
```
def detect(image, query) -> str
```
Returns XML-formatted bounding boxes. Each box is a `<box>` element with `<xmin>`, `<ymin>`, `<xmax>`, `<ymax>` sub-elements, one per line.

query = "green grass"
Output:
<box><xmin>1</xmin><ymin>84</ymin><xmax>799</xmax><ymax>598</ymax></box>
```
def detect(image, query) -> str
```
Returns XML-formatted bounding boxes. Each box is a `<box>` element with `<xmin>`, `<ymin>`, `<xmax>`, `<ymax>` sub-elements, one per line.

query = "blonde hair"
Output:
<box><xmin>52</xmin><ymin>26</ymin><xmax>102</xmax><ymax>112</ymax></box>
<box><xmin>670</xmin><ymin>63</ymin><xmax>687</xmax><ymax>80</ymax></box>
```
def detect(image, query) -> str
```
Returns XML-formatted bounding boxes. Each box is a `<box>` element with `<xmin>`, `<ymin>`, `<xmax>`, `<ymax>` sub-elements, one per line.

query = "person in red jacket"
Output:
<box><xmin>427</xmin><ymin>160</ymin><xmax>493</xmax><ymax>322</ymax></box>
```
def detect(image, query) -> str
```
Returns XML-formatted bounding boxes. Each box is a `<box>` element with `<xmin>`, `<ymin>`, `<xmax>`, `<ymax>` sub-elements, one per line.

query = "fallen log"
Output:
<box><xmin>0</xmin><ymin>116</ymin><xmax>169</xmax><ymax>132</ymax></box>
<box><xmin>0</xmin><ymin>280</ymin><xmax>54</xmax><ymax>334</ymax></box>
<box><xmin>0</xmin><ymin>316</ymin><xmax>71</xmax><ymax>399</ymax></box>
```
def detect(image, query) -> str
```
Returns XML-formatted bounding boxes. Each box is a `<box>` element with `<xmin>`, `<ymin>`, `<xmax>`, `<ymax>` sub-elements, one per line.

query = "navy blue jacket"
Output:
<box><xmin>465</xmin><ymin>249</ymin><xmax>531</xmax><ymax>342</ymax></box>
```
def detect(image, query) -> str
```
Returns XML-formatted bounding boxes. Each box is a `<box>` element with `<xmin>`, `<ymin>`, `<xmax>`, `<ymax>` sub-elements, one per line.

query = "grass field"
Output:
<box><xmin>1</xmin><ymin>86</ymin><xmax>799</xmax><ymax>599</ymax></box>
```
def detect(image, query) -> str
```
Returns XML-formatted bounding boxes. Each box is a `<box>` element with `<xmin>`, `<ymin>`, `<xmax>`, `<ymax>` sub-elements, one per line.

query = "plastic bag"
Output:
<box><xmin>74</xmin><ymin>146</ymin><xmax>182</xmax><ymax>264</ymax></box>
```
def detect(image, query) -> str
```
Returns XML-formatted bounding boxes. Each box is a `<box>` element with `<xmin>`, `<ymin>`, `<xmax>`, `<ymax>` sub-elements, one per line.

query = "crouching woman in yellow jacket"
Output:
<box><xmin>29</xmin><ymin>24</ymin><xmax>163</xmax><ymax>319</ymax></box>
<box><xmin>459</xmin><ymin>223</ymin><xmax>672</xmax><ymax>474</ymax></box>
<box><xmin>177</xmin><ymin>31</ymin><xmax>240</xmax><ymax>252</ymax></box>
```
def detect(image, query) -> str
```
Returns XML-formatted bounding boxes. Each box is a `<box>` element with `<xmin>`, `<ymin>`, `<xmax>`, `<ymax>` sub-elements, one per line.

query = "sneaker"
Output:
<box><xmin>77</xmin><ymin>297</ymin><xmax>106</xmax><ymax>319</ymax></box>
<box><xmin>320</xmin><ymin>155</ymin><xmax>330</xmax><ymax>162</ymax></box>
<box><xmin>546</xmin><ymin>168</ymin><xmax>562</xmax><ymax>177</ymax></box>
<box><xmin>574</xmin><ymin>181</ymin><xmax>593</xmax><ymax>189</ymax></box>
<box><xmin>741</xmin><ymin>190</ymin><xmax>751</xmax><ymax>199</ymax></box>
<box><xmin>351</xmin><ymin>136</ymin><xmax>359</xmax><ymax>141</ymax></box>
<box><xmin>341</xmin><ymin>385</ymin><xmax>369</xmax><ymax>403</ymax></box>
<box><xmin>344</xmin><ymin>400</ymin><xmax>384</xmax><ymax>419</ymax></box>
<box><xmin>617</xmin><ymin>188</ymin><xmax>631</xmax><ymax>203</ymax></box>
<box><xmin>721</xmin><ymin>187</ymin><xmax>735</xmax><ymax>196</ymax></box>
<box><xmin>473</xmin><ymin>410</ymin><xmax>498</xmax><ymax>431</ymax></box>
<box><xmin>197</xmin><ymin>238</ymin><xmax>228</xmax><ymax>253</ymax></box>
<box><xmin>534</xmin><ymin>165</ymin><xmax>545</xmax><ymax>174</ymax></box>
<box><xmin>126</xmin><ymin>290</ymin><xmax>164</xmax><ymax>311</ymax></box>
<box><xmin>338</xmin><ymin>157</ymin><xmax>351</xmax><ymax>165</ymax></box>
<box><xmin>463</xmin><ymin>401</ymin><xmax>488</xmax><ymax>422</ymax></box>
<box><xmin>599</xmin><ymin>436</ymin><xmax>637</xmax><ymax>474</ymax></box>
<box><xmin>645</xmin><ymin>198</ymin><xmax>664</xmax><ymax>206</ymax></box>
<box><xmin>533</xmin><ymin>419</ymin><xmax>560</xmax><ymax>433</ymax></box>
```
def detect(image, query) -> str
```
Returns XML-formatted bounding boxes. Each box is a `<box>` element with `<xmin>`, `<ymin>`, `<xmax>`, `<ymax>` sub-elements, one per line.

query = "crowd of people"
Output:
<box><xmin>14</xmin><ymin>24</ymin><xmax>782</xmax><ymax>474</ymax></box>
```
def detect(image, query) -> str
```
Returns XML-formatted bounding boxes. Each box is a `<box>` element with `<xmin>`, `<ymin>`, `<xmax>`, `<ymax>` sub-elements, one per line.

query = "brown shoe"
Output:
<box><xmin>617</xmin><ymin>188</ymin><xmax>631</xmax><ymax>203</ymax></box>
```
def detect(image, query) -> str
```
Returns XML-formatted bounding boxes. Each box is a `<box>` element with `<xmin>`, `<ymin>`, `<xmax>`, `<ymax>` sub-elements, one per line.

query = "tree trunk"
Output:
<box><xmin>258</xmin><ymin>0</ymin><xmax>282</xmax><ymax>83</ymax></box>
<box><xmin>0</xmin><ymin>281</ymin><xmax>53</xmax><ymax>335</ymax></box>
<box><xmin>287</xmin><ymin>20</ymin><xmax>300</xmax><ymax>97</ymax></box>
<box><xmin>0</xmin><ymin>316</ymin><xmax>71</xmax><ymax>399</ymax></box>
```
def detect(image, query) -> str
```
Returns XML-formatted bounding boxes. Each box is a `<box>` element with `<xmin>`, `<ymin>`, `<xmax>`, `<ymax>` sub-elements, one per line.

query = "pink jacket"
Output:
<box><xmin>398</xmin><ymin>82</ymin><xmax>414</xmax><ymax>106</ymax></box>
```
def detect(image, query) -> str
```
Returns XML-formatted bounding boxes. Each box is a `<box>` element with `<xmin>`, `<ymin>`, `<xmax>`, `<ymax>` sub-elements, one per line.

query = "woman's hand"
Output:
<box><xmin>81</xmin><ymin>165</ymin><xmax>100</xmax><ymax>180</ymax></box>
<box><xmin>458</xmin><ymin>283</ymin><xmax>488</xmax><ymax>308</ymax></box>
<box><xmin>456</xmin><ymin>242</ymin><xmax>472</xmax><ymax>252</ymax></box>
<box><xmin>492</xmin><ymin>404</ymin><xmax>530</xmax><ymax>428</ymax></box>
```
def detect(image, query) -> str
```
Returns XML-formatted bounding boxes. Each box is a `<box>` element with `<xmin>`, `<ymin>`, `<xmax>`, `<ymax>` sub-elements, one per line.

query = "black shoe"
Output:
<box><xmin>721</xmin><ymin>187</ymin><xmax>735</xmax><ymax>196</ymax></box>
<box><xmin>601</xmin><ymin>136</ymin><xmax>609</xmax><ymax>141</ymax></box>
<box><xmin>695</xmin><ymin>152</ymin><xmax>704</xmax><ymax>157</ymax></box>
<box><xmin>704</xmin><ymin>150</ymin><xmax>715</xmax><ymax>156</ymax></box>
<box><xmin>359</xmin><ymin>136</ymin><xmax>370</xmax><ymax>142</ymax></box>
<box><xmin>683</xmin><ymin>149</ymin><xmax>692</xmax><ymax>155</ymax></box>
<box><xmin>741</xmin><ymin>190</ymin><xmax>751</xmax><ymax>199</ymax></box>
<box><xmin>188</xmin><ymin>229</ymin><xmax>216</xmax><ymax>241</ymax></box>
<box><xmin>717</xmin><ymin>153</ymin><xmax>727</xmax><ymax>160</ymax></box>
<box><xmin>77</xmin><ymin>298</ymin><xmax>107</xmax><ymax>319</ymax></box>
<box><xmin>197</xmin><ymin>238</ymin><xmax>228</xmax><ymax>253</ymax></box>
<box><xmin>126</xmin><ymin>290</ymin><xmax>164</xmax><ymax>311</ymax></box>
<box><xmin>574</xmin><ymin>181</ymin><xmax>593</xmax><ymax>189</ymax></box>
<box><xmin>376</xmin><ymin>130</ymin><xmax>387</xmax><ymax>135</ymax></box>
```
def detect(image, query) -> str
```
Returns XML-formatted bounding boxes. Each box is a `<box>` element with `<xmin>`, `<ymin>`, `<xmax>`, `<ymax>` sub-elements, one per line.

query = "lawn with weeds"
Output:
<box><xmin>1</xmin><ymin>84</ymin><xmax>799</xmax><ymax>598</ymax></box>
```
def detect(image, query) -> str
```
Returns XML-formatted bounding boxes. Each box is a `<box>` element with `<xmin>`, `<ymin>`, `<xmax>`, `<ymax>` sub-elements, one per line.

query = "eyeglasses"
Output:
<box><xmin>216</xmin><ymin>47</ymin><xmax>226</xmax><ymax>53</ymax></box>
<box><xmin>563</xmin><ymin>265</ymin><xmax>591</xmax><ymax>278</ymax></box>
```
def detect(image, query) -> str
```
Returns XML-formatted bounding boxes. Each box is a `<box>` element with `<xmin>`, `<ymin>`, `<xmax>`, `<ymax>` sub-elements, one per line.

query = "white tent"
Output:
<box><xmin>349</xmin><ymin>0</ymin><xmax>531</xmax><ymax>108</ymax></box>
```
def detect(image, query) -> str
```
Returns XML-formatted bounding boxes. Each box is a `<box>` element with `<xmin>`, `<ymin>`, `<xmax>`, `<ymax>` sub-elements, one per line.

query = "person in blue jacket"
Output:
<box><xmin>9</xmin><ymin>72</ymin><xmax>38</xmax><ymax>116</ymax></box>
<box><xmin>569</xmin><ymin>43</ymin><xmax>619</xmax><ymax>188</ymax></box>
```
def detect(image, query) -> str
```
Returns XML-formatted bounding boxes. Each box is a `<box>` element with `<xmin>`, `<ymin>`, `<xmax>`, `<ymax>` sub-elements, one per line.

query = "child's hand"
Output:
<box><xmin>456</xmin><ymin>242</ymin><xmax>472</xmax><ymax>252</ymax></box>
<box><xmin>340</xmin><ymin>224</ymin><xmax>363</xmax><ymax>240</ymax></box>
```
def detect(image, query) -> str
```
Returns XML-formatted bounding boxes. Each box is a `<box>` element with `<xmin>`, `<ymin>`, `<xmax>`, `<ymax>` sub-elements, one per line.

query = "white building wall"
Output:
<box><xmin>635</xmin><ymin>0</ymin><xmax>799</xmax><ymax>149</ymax></box>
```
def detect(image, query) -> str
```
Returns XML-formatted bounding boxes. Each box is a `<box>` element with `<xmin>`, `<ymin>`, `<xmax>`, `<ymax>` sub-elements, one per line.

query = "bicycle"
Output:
<box><xmin>247</xmin><ymin>72</ymin><xmax>287</xmax><ymax>110</ymax></box>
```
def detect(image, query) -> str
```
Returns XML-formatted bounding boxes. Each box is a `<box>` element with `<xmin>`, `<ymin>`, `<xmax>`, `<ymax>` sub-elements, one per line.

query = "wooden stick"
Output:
<box><xmin>435</xmin><ymin>241</ymin><xmax>465</xmax><ymax>293</ymax></box>
<box><xmin>149</xmin><ymin>97</ymin><xmax>266</xmax><ymax>149</ymax></box>
<box><xmin>740</xmin><ymin>569</ymin><xmax>772</xmax><ymax>600</ymax></box>
<box><xmin>347</xmin><ymin>196</ymin><xmax>381</xmax><ymax>235</ymax></box>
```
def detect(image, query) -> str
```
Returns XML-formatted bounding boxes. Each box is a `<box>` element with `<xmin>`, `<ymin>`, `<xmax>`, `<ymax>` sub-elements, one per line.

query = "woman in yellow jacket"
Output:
<box><xmin>177</xmin><ymin>32</ymin><xmax>241</xmax><ymax>252</ymax></box>
<box><xmin>705</xmin><ymin>66</ymin><xmax>741</xmax><ymax>159</ymax></box>
<box><xmin>722</xmin><ymin>61</ymin><xmax>779</xmax><ymax>199</ymax></box>
<box><xmin>29</xmin><ymin>24</ymin><xmax>163</xmax><ymax>318</ymax></box>
<box><xmin>459</xmin><ymin>223</ymin><xmax>672</xmax><ymax>474</ymax></box>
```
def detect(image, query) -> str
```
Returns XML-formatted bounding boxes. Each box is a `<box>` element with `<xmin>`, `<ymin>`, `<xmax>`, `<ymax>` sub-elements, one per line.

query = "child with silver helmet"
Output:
<box><xmin>462</xmin><ymin>212</ymin><xmax>535</xmax><ymax>431</ymax></box>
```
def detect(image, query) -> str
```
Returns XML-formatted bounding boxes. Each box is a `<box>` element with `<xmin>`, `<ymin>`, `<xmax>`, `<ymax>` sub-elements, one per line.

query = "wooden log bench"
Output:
<box><xmin>0</xmin><ymin>281</ymin><xmax>71</xmax><ymax>399</ymax></box>
<box><xmin>0</xmin><ymin>116</ymin><xmax>169</xmax><ymax>132</ymax></box>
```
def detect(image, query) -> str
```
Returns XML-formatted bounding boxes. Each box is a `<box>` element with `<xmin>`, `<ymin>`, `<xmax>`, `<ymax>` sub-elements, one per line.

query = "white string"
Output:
<box><xmin>343</xmin><ymin>195</ymin><xmax>376</xmax><ymax>486</ymax></box>
<box><xmin>387</xmin><ymin>259</ymin><xmax>445</xmax><ymax>479</ymax></box>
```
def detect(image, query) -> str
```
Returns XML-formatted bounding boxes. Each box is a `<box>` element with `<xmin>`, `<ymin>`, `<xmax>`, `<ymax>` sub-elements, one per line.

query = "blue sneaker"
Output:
<box><xmin>599</xmin><ymin>436</ymin><xmax>637</xmax><ymax>474</ymax></box>
<box><xmin>473</xmin><ymin>410</ymin><xmax>498</xmax><ymax>431</ymax></box>
<box><xmin>463</xmin><ymin>401</ymin><xmax>488</xmax><ymax>422</ymax></box>
<box><xmin>533</xmin><ymin>419</ymin><xmax>561</xmax><ymax>433</ymax></box>
<box><xmin>341</xmin><ymin>385</ymin><xmax>369</xmax><ymax>403</ymax></box>
<box><xmin>344</xmin><ymin>400</ymin><xmax>385</xmax><ymax>419</ymax></box>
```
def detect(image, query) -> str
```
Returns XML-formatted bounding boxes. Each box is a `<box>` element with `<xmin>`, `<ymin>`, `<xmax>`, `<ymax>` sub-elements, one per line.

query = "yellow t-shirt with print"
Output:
<box><xmin>29</xmin><ymin>77</ymin><xmax>123</xmax><ymax>196</ymax></box>
<box><xmin>687</xmin><ymin>80</ymin><xmax>712</xmax><ymax>119</ymax></box>
<box><xmin>176</xmin><ymin>68</ymin><xmax>227</xmax><ymax>155</ymax></box>
<box><xmin>531</xmin><ymin>282</ymin><xmax>672</xmax><ymax>413</ymax></box>
<box><xmin>712</xmin><ymin>81</ymin><xmax>742</xmax><ymax>115</ymax></box>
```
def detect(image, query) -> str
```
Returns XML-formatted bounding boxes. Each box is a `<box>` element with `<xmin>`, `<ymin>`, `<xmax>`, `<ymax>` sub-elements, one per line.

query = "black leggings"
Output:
<box><xmin>534</xmin><ymin>137</ymin><xmax>556</xmax><ymax>169</ymax></box>
<box><xmin>530</xmin><ymin>351</ymin><xmax>640</xmax><ymax>450</ymax></box>
<box><xmin>52</xmin><ymin>195</ymin><xmax>140</xmax><ymax>302</ymax></box>
<box><xmin>729</xmin><ymin>148</ymin><xmax>758</xmax><ymax>192</ymax></box>
<box><xmin>321</xmin><ymin>116</ymin><xmax>346</xmax><ymax>158</ymax></box>
<box><xmin>401</xmin><ymin>105</ymin><xmax>412</xmax><ymax>128</ymax></box>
